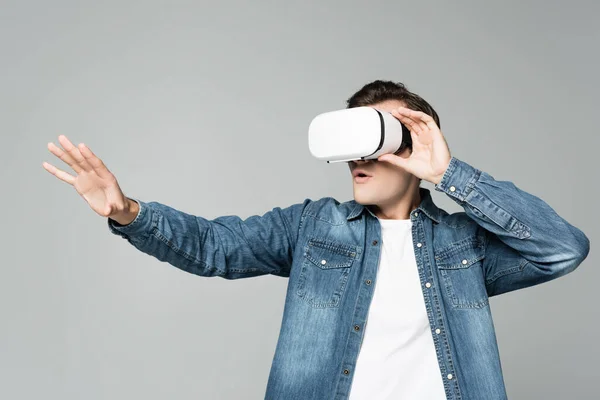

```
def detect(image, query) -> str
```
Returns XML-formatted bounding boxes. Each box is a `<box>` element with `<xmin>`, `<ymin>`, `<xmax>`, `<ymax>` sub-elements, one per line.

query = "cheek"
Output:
<box><xmin>379</xmin><ymin>164</ymin><xmax>409</xmax><ymax>177</ymax></box>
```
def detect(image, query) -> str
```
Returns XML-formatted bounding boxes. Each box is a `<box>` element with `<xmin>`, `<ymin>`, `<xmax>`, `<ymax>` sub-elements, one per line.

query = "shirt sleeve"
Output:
<box><xmin>107</xmin><ymin>198</ymin><xmax>312</xmax><ymax>279</ymax></box>
<box><xmin>434</xmin><ymin>156</ymin><xmax>590</xmax><ymax>297</ymax></box>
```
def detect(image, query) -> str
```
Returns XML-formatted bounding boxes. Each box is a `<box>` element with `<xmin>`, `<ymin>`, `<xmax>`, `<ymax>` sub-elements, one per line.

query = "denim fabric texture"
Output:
<box><xmin>108</xmin><ymin>156</ymin><xmax>590</xmax><ymax>400</ymax></box>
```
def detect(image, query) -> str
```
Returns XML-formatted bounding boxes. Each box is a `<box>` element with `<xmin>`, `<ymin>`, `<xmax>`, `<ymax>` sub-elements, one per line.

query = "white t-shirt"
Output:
<box><xmin>348</xmin><ymin>217</ymin><xmax>446</xmax><ymax>400</ymax></box>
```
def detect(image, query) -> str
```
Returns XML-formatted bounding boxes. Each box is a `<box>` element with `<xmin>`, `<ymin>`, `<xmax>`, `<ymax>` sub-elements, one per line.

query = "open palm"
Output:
<box><xmin>42</xmin><ymin>135</ymin><xmax>129</xmax><ymax>217</ymax></box>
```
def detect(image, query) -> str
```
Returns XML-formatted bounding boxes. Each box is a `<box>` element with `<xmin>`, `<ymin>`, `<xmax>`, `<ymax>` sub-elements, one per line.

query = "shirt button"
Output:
<box><xmin>425</xmin><ymin>282</ymin><xmax>431</xmax><ymax>288</ymax></box>
<box><xmin>414</xmin><ymin>212</ymin><xmax>419</xmax><ymax>217</ymax></box>
<box><xmin>447</xmin><ymin>373</ymin><xmax>453</xmax><ymax>380</ymax></box>
<box><xmin>354</xmin><ymin>325</ymin><xmax>360</xmax><ymax>331</ymax></box>
<box><xmin>462</xmin><ymin>259</ymin><xmax>468</xmax><ymax>265</ymax></box>
<box><xmin>343</xmin><ymin>369</ymin><xmax>350</xmax><ymax>375</ymax></box>
<box><xmin>372</xmin><ymin>240</ymin><xmax>378</xmax><ymax>245</ymax></box>
<box><xmin>365</xmin><ymin>279</ymin><xmax>372</xmax><ymax>285</ymax></box>
<box><xmin>321</xmin><ymin>259</ymin><xmax>327</xmax><ymax>265</ymax></box>
<box><xmin>417</xmin><ymin>242</ymin><xmax>422</xmax><ymax>247</ymax></box>
<box><xmin>449</xmin><ymin>186</ymin><xmax>456</xmax><ymax>192</ymax></box>
<box><xmin>435</xmin><ymin>328</ymin><xmax>441</xmax><ymax>334</ymax></box>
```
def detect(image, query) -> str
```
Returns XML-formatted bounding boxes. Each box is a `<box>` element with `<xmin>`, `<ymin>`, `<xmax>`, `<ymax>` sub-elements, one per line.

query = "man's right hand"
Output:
<box><xmin>43</xmin><ymin>134</ymin><xmax>139</xmax><ymax>226</ymax></box>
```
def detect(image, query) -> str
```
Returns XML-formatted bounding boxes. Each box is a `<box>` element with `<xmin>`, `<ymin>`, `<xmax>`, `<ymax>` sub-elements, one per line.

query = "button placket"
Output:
<box><xmin>412</xmin><ymin>217</ymin><xmax>457</xmax><ymax>395</ymax></box>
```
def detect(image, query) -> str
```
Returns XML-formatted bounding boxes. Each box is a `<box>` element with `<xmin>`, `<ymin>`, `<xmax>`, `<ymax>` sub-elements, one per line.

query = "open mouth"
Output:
<box><xmin>354</xmin><ymin>174</ymin><xmax>372</xmax><ymax>183</ymax></box>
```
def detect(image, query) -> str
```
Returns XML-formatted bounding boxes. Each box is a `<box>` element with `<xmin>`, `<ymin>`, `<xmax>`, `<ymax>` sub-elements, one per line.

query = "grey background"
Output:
<box><xmin>1</xmin><ymin>0</ymin><xmax>597</xmax><ymax>398</ymax></box>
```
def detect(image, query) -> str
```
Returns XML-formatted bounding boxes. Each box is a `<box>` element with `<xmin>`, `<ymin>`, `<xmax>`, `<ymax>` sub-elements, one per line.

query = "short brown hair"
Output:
<box><xmin>346</xmin><ymin>80</ymin><xmax>440</xmax><ymax>129</ymax></box>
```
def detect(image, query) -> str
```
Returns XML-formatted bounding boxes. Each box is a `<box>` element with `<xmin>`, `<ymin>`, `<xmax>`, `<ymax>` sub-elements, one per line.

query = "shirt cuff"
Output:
<box><xmin>107</xmin><ymin>198</ymin><xmax>153</xmax><ymax>239</ymax></box>
<box><xmin>434</xmin><ymin>156</ymin><xmax>482</xmax><ymax>202</ymax></box>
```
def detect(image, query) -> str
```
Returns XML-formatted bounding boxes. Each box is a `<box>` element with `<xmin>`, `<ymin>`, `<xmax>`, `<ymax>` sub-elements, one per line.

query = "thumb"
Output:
<box><xmin>378</xmin><ymin>154</ymin><xmax>410</xmax><ymax>170</ymax></box>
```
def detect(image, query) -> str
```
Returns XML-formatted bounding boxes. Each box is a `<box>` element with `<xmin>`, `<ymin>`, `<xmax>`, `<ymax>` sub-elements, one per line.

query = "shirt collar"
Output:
<box><xmin>345</xmin><ymin>187</ymin><xmax>441</xmax><ymax>223</ymax></box>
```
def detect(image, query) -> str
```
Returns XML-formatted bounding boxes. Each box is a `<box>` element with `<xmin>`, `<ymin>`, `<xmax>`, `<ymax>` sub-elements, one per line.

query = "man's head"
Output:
<box><xmin>345</xmin><ymin>80</ymin><xmax>440</xmax><ymax>217</ymax></box>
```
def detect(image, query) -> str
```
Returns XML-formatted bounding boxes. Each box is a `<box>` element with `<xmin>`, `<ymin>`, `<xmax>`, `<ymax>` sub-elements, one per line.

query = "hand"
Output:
<box><xmin>377</xmin><ymin>106</ymin><xmax>452</xmax><ymax>185</ymax></box>
<box><xmin>42</xmin><ymin>135</ymin><xmax>133</xmax><ymax>218</ymax></box>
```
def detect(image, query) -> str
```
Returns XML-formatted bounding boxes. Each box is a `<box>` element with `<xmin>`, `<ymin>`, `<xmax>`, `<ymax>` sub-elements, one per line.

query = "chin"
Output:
<box><xmin>352</xmin><ymin>191</ymin><xmax>379</xmax><ymax>205</ymax></box>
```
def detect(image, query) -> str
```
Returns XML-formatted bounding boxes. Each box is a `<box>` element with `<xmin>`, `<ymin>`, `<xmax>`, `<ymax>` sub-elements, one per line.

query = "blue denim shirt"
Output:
<box><xmin>108</xmin><ymin>156</ymin><xmax>590</xmax><ymax>400</ymax></box>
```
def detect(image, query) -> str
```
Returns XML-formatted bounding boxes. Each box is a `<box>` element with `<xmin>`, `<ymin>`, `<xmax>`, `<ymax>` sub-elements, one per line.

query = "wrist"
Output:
<box><xmin>110</xmin><ymin>198</ymin><xmax>139</xmax><ymax>226</ymax></box>
<box><xmin>430</xmin><ymin>157</ymin><xmax>453</xmax><ymax>185</ymax></box>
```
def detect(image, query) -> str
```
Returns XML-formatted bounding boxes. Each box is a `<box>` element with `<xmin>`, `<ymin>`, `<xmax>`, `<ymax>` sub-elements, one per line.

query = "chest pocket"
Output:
<box><xmin>435</xmin><ymin>236</ymin><xmax>489</xmax><ymax>309</ymax></box>
<box><xmin>296</xmin><ymin>238</ymin><xmax>358</xmax><ymax>309</ymax></box>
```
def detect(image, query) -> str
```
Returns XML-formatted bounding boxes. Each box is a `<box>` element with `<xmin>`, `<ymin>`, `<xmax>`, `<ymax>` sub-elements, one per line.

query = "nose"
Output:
<box><xmin>348</xmin><ymin>159</ymin><xmax>374</xmax><ymax>171</ymax></box>
<box><xmin>351</xmin><ymin>159</ymin><xmax>375</xmax><ymax>166</ymax></box>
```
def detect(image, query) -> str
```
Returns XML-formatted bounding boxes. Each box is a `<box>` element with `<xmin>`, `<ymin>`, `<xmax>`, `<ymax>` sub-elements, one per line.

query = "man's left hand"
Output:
<box><xmin>377</xmin><ymin>106</ymin><xmax>452</xmax><ymax>185</ymax></box>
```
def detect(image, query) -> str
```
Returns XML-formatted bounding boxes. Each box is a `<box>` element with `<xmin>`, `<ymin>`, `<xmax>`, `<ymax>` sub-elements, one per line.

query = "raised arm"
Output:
<box><xmin>377</xmin><ymin>106</ymin><xmax>590</xmax><ymax>297</ymax></box>
<box><xmin>435</xmin><ymin>157</ymin><xmax>590</xmax><ymax>297</ymax></box>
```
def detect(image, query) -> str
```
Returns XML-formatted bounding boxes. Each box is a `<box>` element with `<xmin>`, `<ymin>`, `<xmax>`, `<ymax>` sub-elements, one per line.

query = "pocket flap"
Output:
<box><xmin>435</xmin><ymin>236</ymin><xmax>485</xmax><ymax>269</ymax></box>
<box><xmin>304</xmin><ymin>239</ymin><xmax>357</xmax><ymax>269</ymax></box>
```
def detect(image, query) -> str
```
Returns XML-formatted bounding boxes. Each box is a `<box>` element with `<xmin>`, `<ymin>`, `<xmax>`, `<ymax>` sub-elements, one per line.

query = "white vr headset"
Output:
<box><xmin>308</xmin><ymin>106</ymin><xmax>412</xmax><ymax>163</ymax></box>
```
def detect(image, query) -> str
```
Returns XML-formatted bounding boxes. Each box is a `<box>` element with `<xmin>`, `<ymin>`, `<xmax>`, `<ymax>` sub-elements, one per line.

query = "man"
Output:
<box><xmin>43</xmin><ymin>80</ymin><xmax>590</xmax><ymax>399</ymax></box>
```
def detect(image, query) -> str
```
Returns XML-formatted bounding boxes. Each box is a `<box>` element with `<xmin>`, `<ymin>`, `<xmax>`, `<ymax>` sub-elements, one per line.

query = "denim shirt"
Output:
<box><xmin>108</xmin><ymin>156</ymin><xmax>590</xmax><ymax>400</ymax></box>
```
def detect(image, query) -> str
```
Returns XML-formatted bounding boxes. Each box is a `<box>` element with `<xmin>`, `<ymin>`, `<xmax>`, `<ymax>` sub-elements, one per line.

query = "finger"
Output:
<box><xmin>42</xmin><ymin>161</ymin><xmax>76</xmax><ymax>185</ymax></box>
<box><xmin>401</xmin><ymin>110</ymin><xmax>439</xmax><ymax>133</ymax></box>
<box><xmin>412</xmin><ymin>110</ymin><xmax>435</xmax><ymax>132</ymax></box>
<box><xmin>402</xmin><ymin>108</ymin><xmax>437</xmax><ymax>131</ymax></box>
<box><xmin>392</xmin><ymin>110</ymin><xmax>422</xmax><ymax>135</ymax></box>
<box><xmin>396</xmin><ymin>108</ymin><xmax>429</xmax><ymax>132</ymax></box>
<box><xmin>378</xmin><ymin>152</ymin><xmax>411</xmax><ymax>171</ymax></box>
<box><xmin>79</xmin><ymin>143</ymin><xmax>113</xmax><ymax>179</ymax></box>
<box><xmin>58</xmin><ymin>135</ymin><xmax>94</xmax><ymax>173</ymax></box>
<box><xmin>48</xmin><ymin>142</ymin><xmax>83</xmax><ymax>174</ymax></box>
<box><xmin>409</xmin><ymin>128</ymin><xmax>419</xmax><ymax>148</ymax></box>
<box><xmin>412</xmin><ymin>109</ymin><xmax>436</xmax><ymax>125</ymax></box>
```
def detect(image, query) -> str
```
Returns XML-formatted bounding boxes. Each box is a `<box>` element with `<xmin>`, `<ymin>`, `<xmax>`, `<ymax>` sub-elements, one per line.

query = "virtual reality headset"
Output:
<box><xmin>308</xmin><ymin>106</ymin><xmax>412</xmax><ymax>163</ymax></box>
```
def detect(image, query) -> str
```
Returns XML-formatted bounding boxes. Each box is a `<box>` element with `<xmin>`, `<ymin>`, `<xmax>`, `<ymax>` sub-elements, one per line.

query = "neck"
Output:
<box><xmin>369</xmin><ymin>186</ymin><xmax>421</xmax><ymax>220</ymax></box>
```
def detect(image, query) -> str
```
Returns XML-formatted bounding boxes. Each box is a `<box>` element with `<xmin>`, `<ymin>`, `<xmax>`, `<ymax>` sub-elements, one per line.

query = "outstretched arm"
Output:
<box><xmin>42</xmin><ymin>134</ymin><xmax>311</xmax><ymax>280</ymax></box>
<box><xmin>108</xmin><ymin>198</ymin><xmax>311</xmax><ymax>279</ymax></box>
